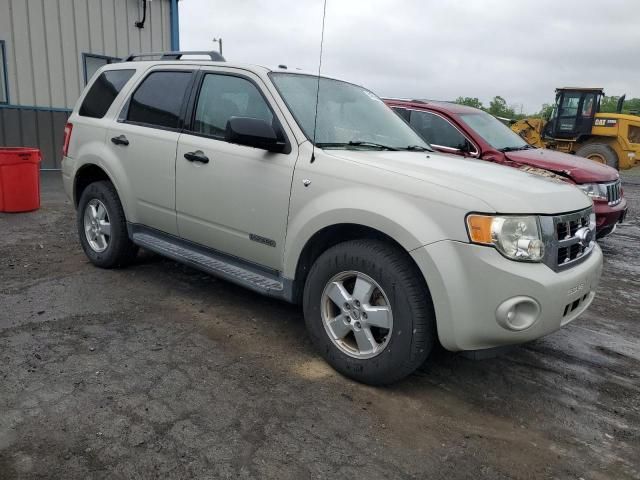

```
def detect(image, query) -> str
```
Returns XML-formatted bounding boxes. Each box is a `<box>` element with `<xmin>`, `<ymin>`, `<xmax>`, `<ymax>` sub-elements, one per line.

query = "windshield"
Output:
<box><xmin>459</xmin><ymin>111</ymin><xmax>530</xmax><ymax>151</ymax></box>
<box><xmin>270</xmin><ymin>73</ymin><xmax>429</xmax><ymax>150</ymax></box>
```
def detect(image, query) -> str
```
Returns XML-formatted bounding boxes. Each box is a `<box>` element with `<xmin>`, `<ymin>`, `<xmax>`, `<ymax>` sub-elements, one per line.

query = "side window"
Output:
<box><xmin>410</xmin><ymin>111</ymin><xmax>468</xmax><ymax>150</ymax></box>
<box><xmin>392</xmin><ymin>107</ymin><xmax>411</xmax><ymax>122</ymax></box>
<box><xmin>83</xmin><ymin>53</ymin><xmax>121</xmax><ymax>84</ymax></box>
<box><xmin>79</xmin><ymin>69</ymin><xmax>135</xmax><ymax>119</ymax></box>
<box><xmin>126</xmin><ymin>71</ymin><xmax>193</xmax><ymax>129</ymax></box>
<box><xmin>193</xmin><ymin>74</ymin><xmax>274</xmax><ymax>138</ymax></box>
<box><xmin>581</xmin><ymin>93</ymin><xmax>596</xmax><ymax>117</ymax></box>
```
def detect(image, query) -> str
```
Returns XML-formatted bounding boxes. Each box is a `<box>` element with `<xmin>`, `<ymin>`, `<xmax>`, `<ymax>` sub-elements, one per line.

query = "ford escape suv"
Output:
<box><xmin>62</xmin><ymin>51</ymin><xmax>603</xmax><ymax>385</ymax></box>
<box><xmin>385</xmin><ymin>99</ymin><xmax>628</xmax><ymax>238</ymax></box>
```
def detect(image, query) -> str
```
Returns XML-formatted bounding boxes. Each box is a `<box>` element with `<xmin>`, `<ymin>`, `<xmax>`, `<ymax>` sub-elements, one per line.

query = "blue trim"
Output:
<box><xmin>0</xmin><ymin>103</ymin><xmax>72</xmax><ymax>113</ymax></box>
<box><xmin>170</xmin><ymin>0</ymin><xmax>180</xmax><ymax>51</ymax></box>
<box><xmin>82</xmin><ymin>52</ymin><xmax>121</xmax><ymax>84</ymax></box>
<box><xmin>0</xmin><ymin>40</ymin><xmax>9</xmax><ymax>104</ymax></box>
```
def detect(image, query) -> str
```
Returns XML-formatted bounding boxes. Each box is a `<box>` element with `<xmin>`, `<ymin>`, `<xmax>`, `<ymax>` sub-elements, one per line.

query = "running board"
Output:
<box><xmin>130</xmin><ymin>226</ymin><xmax>292</xmax><ymax>301</ymax></box>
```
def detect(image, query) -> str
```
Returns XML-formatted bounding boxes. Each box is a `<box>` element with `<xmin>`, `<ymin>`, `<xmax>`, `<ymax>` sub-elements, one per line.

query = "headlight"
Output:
<box><xmin>466</xmin><ymin>215</ymin><xmax>545</xmax><ymax>262</ymax></box>
<box><xmin>577</xmin><ymin>183</ymin><xmax>607</xmax><ymax>201</ymax></box>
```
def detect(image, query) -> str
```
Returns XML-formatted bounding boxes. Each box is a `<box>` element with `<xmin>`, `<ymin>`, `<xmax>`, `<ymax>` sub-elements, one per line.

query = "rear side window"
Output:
<box><xmin>126</xmin><ymin>71</ymin><xmax>192</xmax><ymax>129</ymax></box>
<box><xmin>79</xmin><ymin>69</ymin><xmax>135</xmax><ymax>118</ymax></box>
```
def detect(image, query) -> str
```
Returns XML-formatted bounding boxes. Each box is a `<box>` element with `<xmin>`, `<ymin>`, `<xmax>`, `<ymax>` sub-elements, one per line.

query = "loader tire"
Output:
<box><xmin>576</xmin><ymin>143</ymin><xmax>619</xmax><ymax>170</ymax></box>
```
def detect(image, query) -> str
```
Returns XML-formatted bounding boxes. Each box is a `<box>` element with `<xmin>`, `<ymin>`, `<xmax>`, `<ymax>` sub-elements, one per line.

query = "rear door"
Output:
<box><xmin>175</xmin><ymin>68</ymin><xmax>298</xmax><ymax>270</ymax></box>
<box><xmin>106</xmin><ymin>66</ymin><xmax>196</xmax><ymax>235</ymax></box>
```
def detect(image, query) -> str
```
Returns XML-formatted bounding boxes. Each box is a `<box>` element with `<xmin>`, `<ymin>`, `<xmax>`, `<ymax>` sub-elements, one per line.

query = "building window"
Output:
<box><xmin>0</xmin><ymin>40</ymin><xmax>8</xmax><ymax>104</ymax></box>
<box><xmin>83</xmin><ymin>53</ymin><xmax>121</xmax><ymax>84</ymax></box>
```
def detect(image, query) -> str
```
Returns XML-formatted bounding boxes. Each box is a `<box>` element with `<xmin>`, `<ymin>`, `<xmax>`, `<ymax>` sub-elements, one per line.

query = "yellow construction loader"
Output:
<box><xmin>511</xmin><ymin>88</ymin><xmax>640</xmax><ymax>169</ymax></box>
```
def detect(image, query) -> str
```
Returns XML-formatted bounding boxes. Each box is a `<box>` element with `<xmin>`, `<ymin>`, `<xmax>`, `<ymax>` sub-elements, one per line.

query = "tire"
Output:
<box><xmin>77</xmin><ymin>180</ymin><xmax>138</xmax><ymax>268</ymax></box>
<box><xmin>575</xmin><ymin>143</ymin><xmax>619</xmax><ymax>169</ymax></box>
<box><xmin>303</xmin><ymin>239</ymin><xmax>436</xmax><ymax>385</ymax></box>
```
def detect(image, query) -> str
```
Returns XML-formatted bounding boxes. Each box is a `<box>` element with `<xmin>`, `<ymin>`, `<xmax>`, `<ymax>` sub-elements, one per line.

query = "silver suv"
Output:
<box><xmin>62</xmin><ymin>51</ymin><xmax>603</xmax><ymax>385</ymax></box>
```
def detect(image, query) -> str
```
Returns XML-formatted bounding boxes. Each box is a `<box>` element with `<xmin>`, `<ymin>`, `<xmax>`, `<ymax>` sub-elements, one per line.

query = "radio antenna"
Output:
<box><xmin>310</xmin><ymin>0</ymin><xmax>328</xmax><ymax>164</ymax></box>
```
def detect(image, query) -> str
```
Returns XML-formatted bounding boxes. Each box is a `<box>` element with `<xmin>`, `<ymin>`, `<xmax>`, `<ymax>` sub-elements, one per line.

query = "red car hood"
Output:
<box><xmin>504</xmin><ymin>148</ymin><xmax>619</xmax><ymax>184</ymax></box>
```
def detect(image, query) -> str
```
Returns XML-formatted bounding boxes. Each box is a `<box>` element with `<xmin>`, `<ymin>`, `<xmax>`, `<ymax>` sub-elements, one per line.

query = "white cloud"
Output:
<box><xmin>179</xmin><ymin>0</ymin><xmax>639</xmax><ymax>113</ymax></box>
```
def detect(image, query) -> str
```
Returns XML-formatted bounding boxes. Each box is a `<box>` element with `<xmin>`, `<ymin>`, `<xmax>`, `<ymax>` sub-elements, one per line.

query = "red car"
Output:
<box><xmin>384</xmin><ymin>99</ymin><xmax>628</xmax><ymax>238</ymax></box>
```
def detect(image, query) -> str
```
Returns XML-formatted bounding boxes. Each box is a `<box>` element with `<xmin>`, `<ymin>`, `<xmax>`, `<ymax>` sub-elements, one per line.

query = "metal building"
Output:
<box><xmin>0</xmin><ymin>0</ymin><xmax>180</xmax><ymax>169</ymax></box>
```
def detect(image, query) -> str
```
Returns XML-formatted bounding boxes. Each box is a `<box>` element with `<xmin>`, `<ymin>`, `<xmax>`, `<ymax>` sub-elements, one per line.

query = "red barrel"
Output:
<box><xmin>0</xmin><ymin>147</ymin><xmax>42</xmax><ymax>213</ymax></box>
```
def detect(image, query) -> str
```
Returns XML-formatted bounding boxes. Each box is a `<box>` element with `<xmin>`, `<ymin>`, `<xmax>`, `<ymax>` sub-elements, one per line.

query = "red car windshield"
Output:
<box><xmin>460</xmin><ymin>111</ymin><xmax>531</xmax><ymax>151</ymax></box>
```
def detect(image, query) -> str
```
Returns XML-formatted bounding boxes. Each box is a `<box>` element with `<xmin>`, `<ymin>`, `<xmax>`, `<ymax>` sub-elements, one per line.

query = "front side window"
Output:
<box><xmin>410</xmin><ymin>111</ymin><xmax>468</xmax><ymax>150</ymax></box>
<box><xmin>459</xmin><ymin>111</ymin><xmax>529</xmax><ymax>151</ymax></box>
<box><xmin>126</xmin><ymin>71</ymin><xmax>192</xmax><ymax>129</ymax></box>
<box><xmin>193</xmin><ymin>74</ymin><xmax>274</xmax><ymax>138</ymax></box>
<box><xmin>79</xmin><ymin>69</ymin><xmax>135</xmax><ymax>119</ymax></box>
<box><xmin>271</xmin><ymin>73</ymin><xmax>428</xmax><ymax>150</ymax></box>
<box><xmin>83</xmin><ymin>54</ymin><xmax>120</xmax><ymax>84</ymax></box>
<box><xmin>0</xmin><ymin>40</ymin><xmax>8</xmax><ymax>103</ymax></box>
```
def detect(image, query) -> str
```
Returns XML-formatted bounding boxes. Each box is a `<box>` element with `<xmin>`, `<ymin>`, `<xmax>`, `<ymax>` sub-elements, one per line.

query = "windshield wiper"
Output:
<box><xmin>402</xmin><ymin>145</ymin><xmax>433</xmax><ymax>152</ymax></box>
<box><xmin>499</xmin><ymin>145</ymin><xmax>531</xmax><ymax>152</ymax></box>
<box><xmin>316</xmin><ymin>141</ymin><xmax>399</xmax><ymax>151</ymax></box>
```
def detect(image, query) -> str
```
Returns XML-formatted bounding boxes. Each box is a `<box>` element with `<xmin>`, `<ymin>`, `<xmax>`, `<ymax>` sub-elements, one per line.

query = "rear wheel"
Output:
<box><xmin>303</xmin><ymin>239</ymin><xmax>436</xmax><ymax>385</ymax></box>
<box><xmin>576</xmin><ymin>143</ymin><xmax>619</xmax><ymax>169</ymax></box>
<box><xmin>77</xmin><ymin>181</ymin><xmax>138</xmax><ymax>268</ymax></box>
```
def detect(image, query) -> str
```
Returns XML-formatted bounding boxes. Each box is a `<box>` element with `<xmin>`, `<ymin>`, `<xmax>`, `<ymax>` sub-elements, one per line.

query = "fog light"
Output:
<box><xmin>496</xmin><ymin>296</ymin><xmax>541</xmax><ymax>331</ymax></box>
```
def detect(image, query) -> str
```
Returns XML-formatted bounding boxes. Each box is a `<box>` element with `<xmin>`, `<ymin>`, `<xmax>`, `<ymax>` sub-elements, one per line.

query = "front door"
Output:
<box><xmin>107</xmin><ymin>67</ymin><xmax>196</xmax><ymax>235</ymax></box>
<box><xmin>175</xmin><ymin>69</ymin><xmax>298</xmax><ymax>270</ymax></box>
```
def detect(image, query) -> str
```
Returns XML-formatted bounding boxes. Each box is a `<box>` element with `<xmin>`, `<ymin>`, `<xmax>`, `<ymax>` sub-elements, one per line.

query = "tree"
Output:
<box><xmin>487</xmin><ymin>96</ymin><xmax>516</xmax><ymax>119</ymax></box>
<box><xmin>598</xmin><ymin>96</ymin><xmax>640</xmax><ymax>115</ymax></box>
<box><xmin>600</xmin><ymin>96</ymin><xmax>620</xmax><ymax>113</ymax></box>
<box><xmin>454</xmin><ymin>96</ymin><xmax>484</xmax><ymax>110</ymax></box>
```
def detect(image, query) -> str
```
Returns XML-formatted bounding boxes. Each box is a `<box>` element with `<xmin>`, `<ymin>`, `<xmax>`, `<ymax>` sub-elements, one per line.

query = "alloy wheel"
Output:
<box><xmin>320</xmin><ymin>271</ymin><xmax>393</xmax><ymax>359</ymax></box>
<box><xmin>83</xmin><ymin>199</ymin><xmax>111</xmax><ymax>253</ymax></box>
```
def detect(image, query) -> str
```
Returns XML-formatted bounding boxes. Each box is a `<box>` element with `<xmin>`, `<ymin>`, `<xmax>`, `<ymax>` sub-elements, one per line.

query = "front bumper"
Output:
<box><xmin>411</xmin><ymin>240</ymin><xmax>603</xmax><ymax>351</ymax></box>
<box><xmin>594</xmin><ymin>197</ymin><xmax>628</xmax><ymax>238</ymax></box>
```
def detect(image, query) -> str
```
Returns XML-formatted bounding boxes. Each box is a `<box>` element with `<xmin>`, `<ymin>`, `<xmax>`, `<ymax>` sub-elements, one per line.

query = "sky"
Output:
<box><xmin>179</xmin><ymin>0</ymin><xmax>639</xmax><ymax>114</ymax></box>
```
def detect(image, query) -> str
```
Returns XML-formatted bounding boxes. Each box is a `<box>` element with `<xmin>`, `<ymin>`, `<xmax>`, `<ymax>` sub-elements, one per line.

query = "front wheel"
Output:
<box><xmin>303</xmin><ymin>239</ymin><xmax>436</xmax><ymax>385</ymax></box>
<box><xmin>575</xmin><ymin>143</ymin><xmax>619</xmax><ymax>169</ymax></box>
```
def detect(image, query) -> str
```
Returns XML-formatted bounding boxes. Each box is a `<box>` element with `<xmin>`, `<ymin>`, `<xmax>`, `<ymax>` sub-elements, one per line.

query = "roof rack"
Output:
<box><xmin>124</xmin><ymin>50</ymin><xmax>226</xmax><ymax>62</ymax></box>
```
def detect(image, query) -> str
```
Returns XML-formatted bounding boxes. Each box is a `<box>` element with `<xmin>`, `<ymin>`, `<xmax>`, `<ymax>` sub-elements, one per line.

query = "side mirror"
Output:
<box><xmin>225</xmin><ymin>117</ymin><xmax>287</xmax><ymax>153</ymax></box>
<box><xmin>459</xmin><ymin>140</ymin><xmax>477</xmax><ymax>156</ymax></box>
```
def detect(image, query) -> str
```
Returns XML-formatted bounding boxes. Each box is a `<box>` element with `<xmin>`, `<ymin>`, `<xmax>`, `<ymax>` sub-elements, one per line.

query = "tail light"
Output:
<box><xmin>62</xmin><ymin>123</ymin><xmax>73</xmax><ymax>157</ymax></box>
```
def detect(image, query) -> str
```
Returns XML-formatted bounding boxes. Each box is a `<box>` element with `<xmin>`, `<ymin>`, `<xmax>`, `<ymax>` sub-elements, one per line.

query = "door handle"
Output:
<box><xmin>111</xmin><ymin>135</ymin><xmax>129</xmax><ymax>146</ymax></box>
<box><xmin>184</xmin><ymin>150</ymin><xmax>209</xmax><ymax>164</ymax></box>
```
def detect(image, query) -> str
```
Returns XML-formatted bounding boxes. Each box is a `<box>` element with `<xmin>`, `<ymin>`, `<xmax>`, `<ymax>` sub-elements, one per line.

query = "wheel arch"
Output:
<box><xmin>73</xmin><ymin>163</ymin><xmax>114</xmax><ymax>207</ymax></box>
<box><xmin>288</xmin><ymin>222</ymin><xmax>428</xmax><ymax>305</ymax></box>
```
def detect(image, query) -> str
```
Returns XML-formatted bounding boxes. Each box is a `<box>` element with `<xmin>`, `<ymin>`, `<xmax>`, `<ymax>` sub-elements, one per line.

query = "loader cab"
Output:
<box><xmin>543</xmin><ymin>88</ymin><xmax>603</xmax><ymax>140</ymax></box>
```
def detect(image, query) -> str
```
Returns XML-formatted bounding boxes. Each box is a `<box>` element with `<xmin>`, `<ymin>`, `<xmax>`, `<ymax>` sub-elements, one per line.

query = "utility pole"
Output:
<box><xmin>212</xmin><ymin>37</ymin><xmax>223</xmax><ymax>55</ymax></box>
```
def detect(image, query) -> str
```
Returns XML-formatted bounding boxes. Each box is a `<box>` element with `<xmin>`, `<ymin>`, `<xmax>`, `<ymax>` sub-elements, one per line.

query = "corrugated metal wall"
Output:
<box><xmin>0</xmin><ymin>0</ymin><xmax>172</xmax><ymax>168</ymax></box>
<box><xmin>0</xmin><ymin>108</ymin><xmax>70</xmax><ymax>169</ymax></box>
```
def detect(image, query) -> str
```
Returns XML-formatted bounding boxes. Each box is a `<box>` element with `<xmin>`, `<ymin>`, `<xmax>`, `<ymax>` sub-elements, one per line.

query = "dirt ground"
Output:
<box><xmin>1</xmin><ymin>172</ymin><xmax>638</xmax><ymax>480</ymax></box>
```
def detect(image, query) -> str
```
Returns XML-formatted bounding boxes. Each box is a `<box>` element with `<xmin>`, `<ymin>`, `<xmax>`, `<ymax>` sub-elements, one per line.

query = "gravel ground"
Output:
<box><xmin>0</xmin><ymin>171</ymin><xmax>638</xmax><ymax>480</ymax></box>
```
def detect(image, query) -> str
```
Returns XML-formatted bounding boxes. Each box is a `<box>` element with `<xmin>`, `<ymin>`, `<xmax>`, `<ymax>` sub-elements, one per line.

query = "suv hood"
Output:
<box><xmin>504</xmin><ymin>148</ymin><xmax>619</xmax><ymax>184</ymax></box>
<box><xmin>326</xmin><ymin>150</ymin><xmax>591</xmax><ymax>215</ymax></box>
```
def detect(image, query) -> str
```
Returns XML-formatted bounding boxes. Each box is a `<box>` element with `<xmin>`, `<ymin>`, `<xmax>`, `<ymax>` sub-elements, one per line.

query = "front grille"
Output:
<box><xmin>541</xmin><ymin>207</ymin><xmax>595</xmax><ymax>271</ymax></box>
<box><xmin>556</xmin><ymin>215</ymin><xmax>589</xmax><ymax>240</ymax></box>
<box><xmin>605</xmin><ymin>180</ymin><xmax>622</xmax><ymax>206</ymax></box>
